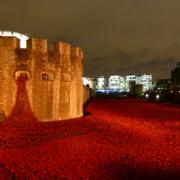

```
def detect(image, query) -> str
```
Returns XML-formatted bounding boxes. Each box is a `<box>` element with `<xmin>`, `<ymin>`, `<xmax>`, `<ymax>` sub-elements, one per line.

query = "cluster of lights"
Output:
<box><xmin>95</xmin><ymin>74</ymin><xmax>152</xmax><ymax>92</ymax></box>
<box><xmin>157</xmin><ymin>87</ymin><xmax>164</xmax><ymax>90</ymax></box>
<box><xmin>145</xmin><ymin>93</ymin><xmax>160</xmax><ymax>100</ymax></box>
<box><xmin>145</xmin><ymin>88</ymin><xmax>180</xmax><ymax>101</ymax></box>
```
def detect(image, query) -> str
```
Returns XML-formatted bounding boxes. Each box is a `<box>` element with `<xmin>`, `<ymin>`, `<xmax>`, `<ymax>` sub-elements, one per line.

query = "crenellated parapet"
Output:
<box><xmin>27</xmin><ymin>38</ymin><xmax>48</xmax><ymax>53</ymax></box>
<box><xmin>51</xmin><ymin>42</ymin><xmax>71</xmax><ymax>71</ymax></box>
<box><xmin>70</xmin><ymin>47</ymin><xmax>83</xmax><ymax>59</ymax></box>
<box><xmin>0</xmin><ymin>36</ymin><xmax>20</xmax><ymax>49</ymax></box>
<box><xmin>0</xmin><ymin>36</ymin><xmax>83</xmax><ymax>79</ymax></box>
<box><xmin>0</xmin><ymin>36</ymin><xmax>83</xmax><ymax>62</ymax></box>
<box><xmin>52</xmin><ymin>42</ymin><xmax>70</xmax><ymax>55</ymax></box>
<box><xmin>70</xmin><ymin>47</ymin><xmax>83</xmax><ymax>77</ymax></box>
<box><xmin>0</xmin><ymin>36</ymin><xmax>83</xmax><ymax>57</ymax></box>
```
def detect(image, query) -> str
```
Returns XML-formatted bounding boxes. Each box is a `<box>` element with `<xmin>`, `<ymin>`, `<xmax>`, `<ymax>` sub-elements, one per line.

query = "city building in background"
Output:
<box><xmin>83</xmin><ymin>77</ymin><xmax>96</xmax><ymax>98</ymax></box>
<box><xmin>96</xmin><ymin>76</ymin><xmax>107</xmax><ymax>90</ymax></box>
<box><xmin>108</xmin><ymin>75</ymin><xmax>125</xmax><ymax>92</ymax></box>
<box><xmin>171</xmin><ymin>61</ymin><xmax>180</xmax><ymax>87</ymax></box>
<box><xmin>125</xmin><ymin>75</ymin><xmax>136</xmax><ymax>91</ymax></box>
<box><xmin>136</xmin><ymin>74</ymin><xmax>152</xmax><ymax>91</ymax></box>
<box><xmin>155</xmin><ymin>79</ymin><xmax>171</xmax><ymax>90</ymax></box>
<box><xmin>83</xmin><ymin>77</ymin><xmax>96</xmax><ymax>90</ymax></box>
<box><xmin>85</xmin><ymin>74</ymin><xmax>153</xmax><ymax>93</ymax></box>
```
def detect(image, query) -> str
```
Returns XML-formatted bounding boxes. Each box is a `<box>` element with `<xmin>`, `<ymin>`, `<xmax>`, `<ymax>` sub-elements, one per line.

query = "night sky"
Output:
<box><xmin>1</xmin><ymin>0</ymin><xmax>180</xmax><ymax>79</ymax></box>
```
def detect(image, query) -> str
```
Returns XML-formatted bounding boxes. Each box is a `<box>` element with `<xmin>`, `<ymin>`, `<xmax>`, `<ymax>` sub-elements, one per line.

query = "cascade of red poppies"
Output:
<box><xmin>2</xmin><ymin>74</ymin><xmax>38</xmax><ymax>128</ymax></box>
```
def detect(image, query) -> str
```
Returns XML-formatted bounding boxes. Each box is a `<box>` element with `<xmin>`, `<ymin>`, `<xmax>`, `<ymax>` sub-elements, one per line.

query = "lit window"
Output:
<box><xmin>42</xmin><ymin>73</ymin><xmax>49</xmax><ymax>80</ymax></box>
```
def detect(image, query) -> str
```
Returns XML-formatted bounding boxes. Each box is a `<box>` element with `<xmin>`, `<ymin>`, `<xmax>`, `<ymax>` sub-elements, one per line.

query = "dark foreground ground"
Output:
<box><xmin>0</xmin><ymin>99</ymin><xmax>180</xmax><ymax>179</ymax></box>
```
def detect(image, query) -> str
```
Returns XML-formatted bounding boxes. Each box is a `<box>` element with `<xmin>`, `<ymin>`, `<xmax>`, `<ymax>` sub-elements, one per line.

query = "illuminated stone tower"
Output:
<box><xmin>0</xmin><ymin>34</ymin><xmax>83</xmax><ymax>121</ymax></box>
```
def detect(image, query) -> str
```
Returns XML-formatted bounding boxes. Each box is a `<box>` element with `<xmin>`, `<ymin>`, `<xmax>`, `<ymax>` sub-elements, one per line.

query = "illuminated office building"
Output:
<box><xmin>136</xmin><ymin>74</ymin><xmax>152</xmax><ymax>91</ymax></box>
<box><xmin>88</xmin><ymin>74</ymin><xmax>152</xmax><ymax>92</ymax></box>
<box><xmin>96</xmin><ymin>76</ymin><xmax>107</xmax><ymax>90</ymax></box>
<box><xmin>83</xmin><ymin>77</ymin><xmax>96</xmax><ymax>89</ymax></box>
<box><xmin>125</xmin><ymin>75</ymin><xmax>136</xmax><ymax>91</ymax></box>
<box><xmin>108</xmin><ymin>75</ymin><xmax>125</xmax><ymax>91</ymax></box>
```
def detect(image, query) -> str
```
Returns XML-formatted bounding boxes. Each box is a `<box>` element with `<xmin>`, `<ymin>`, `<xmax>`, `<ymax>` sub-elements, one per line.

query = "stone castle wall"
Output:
<box><xmin>83</xmin><ymin>85</ymin><xmax>90</xmax><ymax>104</ymax></box>
<box><xmin>0</xmin><ymin>36</ymin><xmax>84</xmax><ymax>121</ymax></box>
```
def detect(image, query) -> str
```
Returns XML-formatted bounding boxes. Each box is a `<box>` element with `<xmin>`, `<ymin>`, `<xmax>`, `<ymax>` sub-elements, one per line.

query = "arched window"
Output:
<box><xmin>41</xmin><ymin>72</ymin><xmax>54</xmax><ymax>81</ymax></box>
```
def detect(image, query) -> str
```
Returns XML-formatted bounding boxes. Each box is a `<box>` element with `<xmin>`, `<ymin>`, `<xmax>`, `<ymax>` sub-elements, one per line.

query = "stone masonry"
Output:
<box><xmin>0</xmin><ymin>36</ymin><xmax>84</xmax><ymax>121</ymax></box>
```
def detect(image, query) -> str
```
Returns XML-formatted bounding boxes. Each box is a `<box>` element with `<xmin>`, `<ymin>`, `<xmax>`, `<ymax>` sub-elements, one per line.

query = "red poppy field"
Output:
<box><xmin>0</xmin><ymin>98</ymin><xmax>179</xmax><ymax>179</ymax></box>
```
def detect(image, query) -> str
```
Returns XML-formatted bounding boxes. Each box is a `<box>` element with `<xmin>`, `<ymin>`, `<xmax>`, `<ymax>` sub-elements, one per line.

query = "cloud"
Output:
<box><xmin>85</xmin><ymin>48</ymin><xmax>179</xmax><ymax>79</ymax></box>
<box><xmin>1</xmin><ymin>0</ymin><xmax>180</xmax><ymax>79</ymax></box>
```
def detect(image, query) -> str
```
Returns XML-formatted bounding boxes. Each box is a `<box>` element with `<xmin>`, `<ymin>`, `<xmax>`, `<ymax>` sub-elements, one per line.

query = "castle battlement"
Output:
<box><xmin>0</xmin><ymin>35</ymin><xmax>84</xmax><ymax>121</ymax></box>
<box><xmin>27</xmin><ymin>38</ymin><xmax>48</xmax><ymax>52</ymax></box>
<box><xmin>0</xmin><ymin>36</ymin><xmax>83</xmax><ymax>59</ymax></box>
<box><xmin>0</xmin><ymin>36</ymin><xmax>20</xmax><ymax>49</ymax></box>
<box><xmin>52</xmin><ymin>42</ymin><xmax>70</xmax><ymax>55</ymax></box>
<box><xmin>71</xmin><ymin>47</ymin><xmax>83</xmax><ymax>59</ymax></box>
